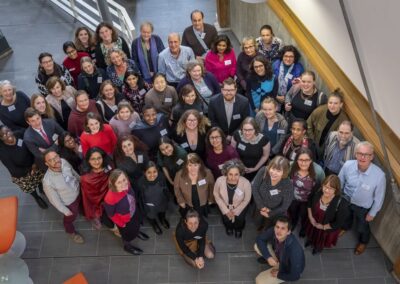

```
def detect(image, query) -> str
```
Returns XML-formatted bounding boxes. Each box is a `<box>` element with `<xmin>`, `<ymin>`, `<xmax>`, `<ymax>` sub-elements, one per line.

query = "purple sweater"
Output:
<box><xmin>206</xmin><ymin>145</ymin><xmax>239</xmax><ymax>178</ymax></box>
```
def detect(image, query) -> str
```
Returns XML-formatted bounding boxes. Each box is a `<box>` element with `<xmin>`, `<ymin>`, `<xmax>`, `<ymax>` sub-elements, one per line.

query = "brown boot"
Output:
<box><xmin>354</xmin><ymin>243</ymin><xmax>367</xmax><ymax>255</ymax></box>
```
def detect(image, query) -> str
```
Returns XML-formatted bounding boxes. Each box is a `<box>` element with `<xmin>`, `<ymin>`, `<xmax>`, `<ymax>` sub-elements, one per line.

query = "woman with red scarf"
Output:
<box><xmin>80</xmin><ymin>147</ymin><xmax>114</xmax><ymax>230</ymax></box>
<box><xmin>104</xmin><ymin>169</ymin><xmax>149</xmax><ymax>255</ymax></box>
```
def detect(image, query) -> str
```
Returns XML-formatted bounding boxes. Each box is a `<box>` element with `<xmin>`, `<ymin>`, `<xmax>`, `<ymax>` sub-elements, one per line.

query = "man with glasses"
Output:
<box><xmin>42</xmin><ymin>149</ymin><xmax>84</xmax><ymax>244</ymax></box>
<box><xmin>208</xmin><ymin>77</ymin><xmax>249</xmax><ymax>142</ymax></box>
<box><xmin>338</xmin><ymin>141</ymin><xmax>386</xmax><ymax>255</ymax></box>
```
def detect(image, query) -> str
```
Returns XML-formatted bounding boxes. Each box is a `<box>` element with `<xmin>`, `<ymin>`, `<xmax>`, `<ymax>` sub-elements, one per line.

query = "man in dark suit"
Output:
<box><xmin>23</xmin><ymin>107</ymin><xmax>65</xmax><ymax>170</ymax></box>
<box><xmin>181</xmin><ymin>9</ymin><xmax>218</xmax><ymax>60</ymax></box>
<box><xmin>208</xmin><ymin>77</ymin><xmax>249</xmax><ymax>142</ymax></box>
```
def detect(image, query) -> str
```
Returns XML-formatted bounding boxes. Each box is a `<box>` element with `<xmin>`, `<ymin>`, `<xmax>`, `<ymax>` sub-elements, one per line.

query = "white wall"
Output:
<box><xmin>285</xmin><ymin>0</ymin><xmax>400</xmax><ymax>136</ymax></box>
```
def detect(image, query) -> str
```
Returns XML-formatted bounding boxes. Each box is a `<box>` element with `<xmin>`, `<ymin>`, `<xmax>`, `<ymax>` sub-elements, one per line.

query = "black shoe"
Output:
<box><xmin>234</xmin><ymin>230</ymin><xmax>242</xmax><ymax>238</ymax></box>
<box><xmin>312</xmin><ymin>248</ymin><xmax>321</xmax><ymax>255</ymax></box>
<box><xmin>124</xmin><ymin>244</ymin><xmax>143</xmax><ymax>255</ymax></box>
<box><xmin>34</xmin><ymin>195</ymin><xmax>48</xmax><ymax>209</ymax></box>
<box><xmin>138</xmin><ymin>231</ymin><xmax>149</xmax><ymax>241</ymax></box>
<box><xmin>257</xmin><ymin>257</ymin><xmax>267</xmax><ymax>264</ymax></box>
<box><xmin>151</xmin><ymin>221</ymin><xmax>162</xmax><ymax>235</ymax></box>
<box><xmin>226</xmin><ymin>228</ymin><xmax>233</xmax><ymax>236</ymax></box>
<box><xmin>304</xmin><ymin>240</ymin><xmax>311</xmax><ymax>248</ymax></box>
<box><xmin>159</xmin><ymin>218</ymin><xmax>170</xmax><ymax>229</ymax></box>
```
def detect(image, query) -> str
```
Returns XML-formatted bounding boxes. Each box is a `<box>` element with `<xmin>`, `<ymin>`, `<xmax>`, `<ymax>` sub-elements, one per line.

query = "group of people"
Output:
<box><xmin>0</xmin><ymin>8</ymin><xmax>387</xmax><ymax>283</ymax></box>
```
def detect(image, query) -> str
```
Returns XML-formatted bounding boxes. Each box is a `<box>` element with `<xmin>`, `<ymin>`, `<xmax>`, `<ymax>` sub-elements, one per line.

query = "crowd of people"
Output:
<box><xmin>0</xmin><ymin>8</ymin><xmax>387</xmax><ymax>283</ymax></box>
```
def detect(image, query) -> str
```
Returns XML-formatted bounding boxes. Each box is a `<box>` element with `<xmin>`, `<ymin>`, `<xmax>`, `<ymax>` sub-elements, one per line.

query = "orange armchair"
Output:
<box><xmin>0</xmin><ymin>196</ymin><xmax>18</xmax><ymax>254</ymax></box>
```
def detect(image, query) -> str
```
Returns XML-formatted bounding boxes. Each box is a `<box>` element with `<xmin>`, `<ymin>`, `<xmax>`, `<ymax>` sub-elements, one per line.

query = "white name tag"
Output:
<box><xmin>146</xmin><ymin>203</ymin><xmax>155</xmax><ymax>207</ymax></box>
<box><xmin>160</xmin><ymin>129</ymin><xmax>168</xmax><ymax>136</ymax></box>
<box><xmin>17</xmin><ymin>139</ymin><xmax>23</xmax><ymax>147</ymax></box>
<box><xmin>67</xmin><ymin>97</ymin><xmax>74</xmax><ymax>104</ymax></box>
<box><xmin>238</xmin><ymin>143</ymin><xmax>246</xmax><ymax>151</ymax></box>
<box><xmin>287</xmin><ymin>74</ymin><xmax>293</xmax><ymax>80</ymax></box>
<box><xmin>193</xmin><ymin>236</ymin><xmax>202</xmax><ymax>240</ymax></box>
<box><xmin>233</xmin><ymin>114</ymin><xmax>241</xmax><ymax>120</ymax></box>
<box><xmin>361</xmin><ymin>183</ymin><xmax>371</xmax><ymax>191</ymax></box>
<box><xmin>69</xmin><ymin>68</ymin><xmax>76</xmax><ymax>72</ymax></box>
<box><xmin>8</xmin><ymin>105</ymin><xmax>15</xmax><ymax>112</ymax></box>
<box><xmin>164</xmin><ymin>97</ymin><xmax>172</xmax><ymax>103</ymax></box>
<box><xmin>235</xmin><ymin>188</ymin><xmax>244</xmax><ymax>196</ymax></box>
<box><xmin>176</xmin><ymin>159</ymin><xmax>184</xmax><ymax>166</ymax></box>
<box><xmin>224</xmin><ymin>60</ymin><xmax>232</xmax><ymax>66</ymax></box>
<box><xmin>200</xmin><ymin>32</ymin><xmax>206</xmax><ymax>39</ymax></box>
<box><xmin>180</xmin><ymin>142</ymin><xmax>189</xmax><ymax>148</ymax></box>
<box><xmin>304</xmin><ymin>99</ymin><xmax>312</xmax><ymax>106</ymax></box>
<box><xmin>97</xmin><ymin>77</ymin><xmax>103</xmax><ymax>84</ymax></box>
<box><xmin>200</xmin><ymin>87</ymin><xmax>208</xmax><ymax>93</ymax></box>
<box><xmin>137</xmin><ymin>155</ymin><xmax>143</xmax><ymax>163</ymax></box>
<box><xmin>218</xmin><ymin>164</ymin><xmax>224</xmax><ymax>170</ymax></box>
<box><xmin>290</xmin><ymin>151</ymin><xmax>297</xmax><ymax>161</ymax></box>
<box><xmin>52</xmin><ymin>134</ymin><xmax>58</xmax><ymax>141</ymax></box>
<box><xmin>270</xmin><ymin>189</ymin><xmax>279</xmax><ymax>196</ymax></box>
<box><xmin>105</xmin><ymin>165</ymin><xmax>112</xmax><ymax>173</ymax></box>
<box><xmin>277</xmin><ymin>129</ymin><xmax>285</xmax><ymax>134</ymax></box>
<box><xmin>139</xmin><ymin>89</ymin><xmax>146</xmax><ymax>95</ymax></box>
<box><xmin>198</xmin><ymin>179</ymin><xmax>207</xmax><ymax>186</ymax></box>
<box><xmin>129</xmin><ymin>121</ymin><xmax>136</xmax><ymax>129</ymax></box>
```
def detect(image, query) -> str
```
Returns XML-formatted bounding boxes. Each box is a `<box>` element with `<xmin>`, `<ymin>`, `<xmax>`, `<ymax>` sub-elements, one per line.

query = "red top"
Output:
<box><xmin>80</xmin><ymin>124</ymin><xmax>117</xmax><ymax>156</ymax></box>
<box><xmin>63</xmin><ymin>52</ymin><xmax>89</xmax><ymax>87</ymax></box>
<box><xmin>205</xmin><ymin>49</ymin><xmax>237</xmax><ymax>83</ymax></box>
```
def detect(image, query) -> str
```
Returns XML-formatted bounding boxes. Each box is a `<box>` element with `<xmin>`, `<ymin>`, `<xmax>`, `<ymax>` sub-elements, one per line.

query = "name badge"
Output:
<box><xmin>290</xmin><ymin>151</ymin><xmax>297</xmax><ymax>161</ymax></box>
<box><xmin>232</xmin><ymin>114</ymin><xmax>241</xmax><ymax>120</ymax></box>
<box><xmin>146</xmin><ymin>203</ymin><xmax>155</xmax><ymax>207</ymax></box>
<box><xmin>361</xmin><ymin>183</ymin><xmax>371</xmax><ymax>191</ymax></box>
<box><xmin>8</xmin><ymin>105</ymin><xmax>16</xmax><ymax>112</ymax></box>
<box><xmin>52</xmin><ymin>134</ymin><xmax>59</xmax><ymax>141</ymax></box>
<box><xmin>198</xmin><ymin>179</ymin><xmax>207</xmax><ymax>186</ymax></box>
<box><xmin>200</xmin><ymin>32</ymin><xmax>206</xmax><ymax>39</ymax></box>
<box><xmin>137</xmin><ymin>155</ymin><xmax>143</xmax><ymax>163</ymax></box>
<box><xmin>270</xmin><ymin>189</ymin><xmax>279</xmax><ymax>196</ymax></box>
<box><xmin>277</xmin><ymin>129</ymin><xmax>285</xmax><ymax>134</ymax></box>
<box><xmin>160</xmin><ymin>129</ymin><xmax>168</xmax><ymax>136</ymax></box>
<box><xmin>224</xmin><ymin>60</ymin><xmax>232</xmax><ymax>66</ymax></box>
<box><xmin>176</xmin><ymin>159</ymin><xmax>184</xmax><ymax>166</ymax></box>
<box><xmin>67</xmin><ymin>97</ymin><xmax>74</xmax><ymax>104</ymax></box>
<box><xmin>200</xmin><ymin>86</ymin><xmax>209</xmax><ymax>93</ymax></box>
<box><xmin>238</xmin><ymin>143</ymin><xmax>246</xmax><ymax>151</ymax></box>
<box><xmin>235</xmin><ymin>188</ymin><xmax>244</xmax><ymax>196</ymax></box>
<box><xmin>193</xmin><ymin>236</ymin><xmax>202</xmax><ymax>240</ymax></box>
<box><xmin>97</xmin><ymin>77</ymin><xmax>103</xmax><ymax>84</ymax></box>
<box><xmin>129</xmin><ymin>121</ymin><xmax>136</xmax><ymax>129</ymax></box>
<box><xmin>180</xmin><ymin>142</ymin><xmax>189</xmax><ymax>148</ymax></box>
<box><xmin>218</xmin><ymin>164</ymin><xmax>224</xmax><ymax>170</ymax></box>
<box><xmin>286</xmin><ymin>74</ymin><xmax>293</xmax><ymax>80</ymax></box>
<box><xmin>164</xmin><ymin>97</ymin><xmax>172</xmax><ymax>103</ymax></box>
<box><xmin>105</xmin><ymin>165</ymin><xmax>112</xmax><ymax>173</ymax></box>
<box><xmin>69</xmin><ymin>68</ymin><xmax>76</xmax><ymax>72</ymax></box>
<box><xmin>139</xmin><ymin>89</ymin><xmax>146</xmax><ymax>95</ymax></box>
<box><xmin>17</xmin><ymin>139</ymin><xmax>23</xmax><ymax>147</ymax></box>
<box><xmin>304</xmin><ymin>99</ymin><xmax>312</xmax><ymax>106</ymax></box>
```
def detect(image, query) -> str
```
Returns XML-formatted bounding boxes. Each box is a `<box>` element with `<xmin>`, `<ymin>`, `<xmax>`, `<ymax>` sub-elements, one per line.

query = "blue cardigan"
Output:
<box><xmin>272</xmin><ymin>60</ymin><xmax>304</xmax><ymax>93</ymax></box>
<box><xmin>176</xmin><ymin>72</ymin><xmax>221</xmax><ymax>96</ymax></box>
<box><xmin>256</xmin><ymin>227</ymin><xmax>305</xmax><ymax>282</ymax></box>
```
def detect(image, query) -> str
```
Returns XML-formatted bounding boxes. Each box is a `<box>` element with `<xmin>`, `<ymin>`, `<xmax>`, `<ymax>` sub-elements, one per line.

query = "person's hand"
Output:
<box><xmin>226</xmin><ymin>211</ymin><xmax>235</xmax><ymax>220</ymax></box>
<box><xmin>365</xmin><ymin>214</ymin><xmax>374</xmax><ymax>222</ymax></box>
<box><xmin>267</xmin><ymin>257</ymin><xmax>278</xmax><ymax>267</ymax></box>
<box><xmin>226</xmin><ymin>135</ymin><xmax>232</xmax><ymax>144</ymax></box>
<box><xmin>244</xmin><ymin>167</ymin><xmax>255</xmax><ymax>173</ymax></box>
<box><xmin>260</xmin><ymin>210</ymin><xmax>270</xmax><ymax>218</ymax></box>
<box><xmin>309</xmin><ymin>216</ymin><xmax>317</xmax><ymax>227</ymax></box>
<box><xmin>285</xmin><ymin>103</ymin><xmax>292</xmax><ymax>112</ymax></box>
<box><xmin>179</xmin><ymin>203</ymin><xmax>186</xmax><ymax>208</ymax></box>
<box><xmin>39</xmin><ymin>147</ymin><xmax>46</xmax><ymax>153</ymax></box>
<box><xmin>276</xmin><ymin>95</ymin><xmax>285</xmax><ymax>103</ymax></box>
<box><xmin>195</xmin><ymin>257</ymin><xmax>205</xmax><ymax>269</ymax></box>
<box><xmin>315</xmin><ymin>223</ymin><xmax>324</xmax><ymax>230</ymax></box>
<box><xmin>292</xmin><ymin>77</ymin><xmax>301</xmax><ymax>85</ymax></box>
<box><xmin>270</xmin><ymin>268</ymin><xmax>279</xmax><ymax>278</ymax></box>
<box><xmin>64</xmin><ymin>210</ymin><xmax>73</xmax><ymax>216</ymax></box>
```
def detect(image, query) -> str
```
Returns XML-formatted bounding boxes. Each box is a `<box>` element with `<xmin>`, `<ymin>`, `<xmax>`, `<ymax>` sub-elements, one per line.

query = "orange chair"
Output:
<box><xmin>0</xmin><ymin>196</ymin><xmax>18</xmax><ymax>254</ymax></box>
<box><xmin>63</xmin><ymin>272</ymin><xmax>89</xmax><ymax>284</ymax></box>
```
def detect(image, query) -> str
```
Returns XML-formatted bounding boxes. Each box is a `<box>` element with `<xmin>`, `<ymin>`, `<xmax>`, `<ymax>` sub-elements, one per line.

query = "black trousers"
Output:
<box><xmin>288</xmin><ymin>200</ymin><xmax>308</xmax><ymax>232</ymax></box>
<box><xmin>342</xmin><ymin>204</ymin><xmax>371</xmax><ymax>244</ymax></box>
<box><xmin>221</xmin><ymin>208</ymin><xmax>247</xmax><ymax>231</ymax></box>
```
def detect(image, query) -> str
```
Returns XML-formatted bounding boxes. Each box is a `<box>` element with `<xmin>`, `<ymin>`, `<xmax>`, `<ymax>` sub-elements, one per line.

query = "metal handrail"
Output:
<box><xmin>49</xmin><ymin>0</ymin><xmax>135</xmax><ymax>43</ymax></box>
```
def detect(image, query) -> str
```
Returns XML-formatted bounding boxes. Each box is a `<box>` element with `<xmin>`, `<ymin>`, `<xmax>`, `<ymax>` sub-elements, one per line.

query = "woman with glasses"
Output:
<box><xmin>305</xmin><ymin>175</ymin><xmax>349</xmax><ymax>254</ymax></box>
<box><xmin>205</xmin><ymin>127</ymin><xmax>239</xmax><ymax>179</ymax></box>
<box><xmin>231</xmin><ymin>117</ymin><xmax>270</xmax><ymax>180</ymax></box>
<box><xmin>106</xmin><ymin>49</ymin><xmax>140</xmax><ymax>91</ymax></box>
<box><xmin>62</xmin><ymin>41</ymin><xmax>89</xmax><ymax>87</ymax></box>
<box><xmin>288</xmin><ymin>147</ymin><xmax>325</xmax><ymax>237</ymax></box>
<box><xmin>236</xmin><ymin>37</ymin><xmax>262</xmax><ymax>92</ymax></box>
<box><xmin>174</xmin><ymin>153</ymin><xmax>215</xmax><ymax>217</ymax></box>
<box><xmin>171</xmin><ymin>85</ymin><xmax>204</xmax><ymax>128</ymax></box>
<box><xmin>77</xmin><ymin>56</ymin><xmax>108</xmax><ymax>100</ymax></box>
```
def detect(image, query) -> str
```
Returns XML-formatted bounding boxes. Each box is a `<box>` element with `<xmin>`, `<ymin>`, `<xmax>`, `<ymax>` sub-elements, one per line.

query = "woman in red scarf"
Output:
<box><xmin>104</xmin><ymin>169</ymin><xmax>149</xmax><ymax>255</ymax></box>
<box><xmin>80</xmin><ymin>147</ymin><xmax>113</xmax><ymax>229</ymax></box>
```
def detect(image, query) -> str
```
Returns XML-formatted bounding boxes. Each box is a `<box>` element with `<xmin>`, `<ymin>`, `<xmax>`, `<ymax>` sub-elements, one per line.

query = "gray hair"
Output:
<box><xmin>221</xmin><ymin>159</ymin><xmax>245</xmax><ymax>176</ymax></box>
<box><xmin>0</xmin><ymin>80</ymin><xmax>16</xmax><ymax>95</ymax></box>
<box><xmin>355</xmin><ymin>141</ymin><xmax>374</xmax><ymax>153</ymax></box>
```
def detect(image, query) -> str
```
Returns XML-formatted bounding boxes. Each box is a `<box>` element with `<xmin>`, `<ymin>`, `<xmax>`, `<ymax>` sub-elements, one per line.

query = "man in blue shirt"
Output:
<box><xmin>338</xmin><ymin>141</ymin><xmax>386</xmax><ymax>255</ymax></box>
<box><xmin>157</xmin><ymin>33</ymin><xmax>195</xmax><ymax>88</ymax></box>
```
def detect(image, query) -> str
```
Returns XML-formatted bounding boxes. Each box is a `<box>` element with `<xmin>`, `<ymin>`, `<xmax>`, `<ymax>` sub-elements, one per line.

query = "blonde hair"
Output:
<box><xmin>176</xmin><ymin>109</ymin><xmax>210</xmax><ymax>136</ymax></box>
<box><xmin>30</xmin><ymin>93</ymin><xmax>55</xmax><ymax>118</ymax></box>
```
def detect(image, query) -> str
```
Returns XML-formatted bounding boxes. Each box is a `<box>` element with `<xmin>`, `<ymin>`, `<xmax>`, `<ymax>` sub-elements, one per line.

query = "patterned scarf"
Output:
<box><xmin>282</xmin><ymin>135</ymin><xmax>309</xmax><ymax>157</ymax></box>
<box><xmin>277</xmin><ymin>61</ymin><xmax>294</xmax><ymax>97</ymax></box>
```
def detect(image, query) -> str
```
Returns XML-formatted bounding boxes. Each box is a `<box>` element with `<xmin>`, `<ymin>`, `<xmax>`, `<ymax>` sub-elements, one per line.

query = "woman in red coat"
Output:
<box><xmin>80</xmin><ymin>112</ymin><xmax>117</xmax><ymax>156</ymax></box>
<box><xmin>80</xmin><ymin>147</ymin><xmax>113</xmax><ymax>229</ymax></box>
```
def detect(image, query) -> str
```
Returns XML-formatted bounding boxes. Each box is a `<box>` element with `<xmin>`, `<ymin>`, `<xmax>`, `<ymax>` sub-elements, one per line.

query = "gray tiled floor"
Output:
<box><xmin>0</xmin><ymin>0</ymin><xmax>396</xmax><ymax>283</ymax></box>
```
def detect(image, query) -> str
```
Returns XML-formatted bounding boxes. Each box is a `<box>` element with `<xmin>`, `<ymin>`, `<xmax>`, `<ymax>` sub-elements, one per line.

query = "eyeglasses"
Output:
<box><xmin>221</xmin><ymin>89</ymin><xmax>236</xmax><ymax>93</ymax></box>
<box><xmin>209</xmin><ymin>136</ymin><xmax>222</xmax><ymax>140</ymax></box>
<box><xmin>242</xmin><ymin>128</ymin><xmax>255</xmax><ymax>132</ymax></box>
<box><xmin>186</xmin><ymin>119</ymin><xmax>198</xmax><ymax>123</ymax></box>
<box><xmin>356</xmin><ymin>152</ymin><xmax>373</xmax><ymax>158</ymax></box>
<box><xmin>41</xmin><ymin>60</ymin><xmax>53</xmax><ymax>65</ymax></box>
<box><xmin>89</xmin><ymin>157</ymin><xmax>103</xmax><ymax>161</ymax></box>
<box><xmin>244</xmin><ymin>45</ymin><xmax>255</xmax><ymax>50</ymax></box>
<box><xmin>298</xmin><ymin>159</ymin><xmax>311</xmax><ymax>163</ymax></box>
<box><xmin>283</xmin><ymin>55</ymin><xmax>295</xmax><ymax>58</ymax></box>
<box><xmin>253</xmin><ymin>65</ymin><xmax>264</xmax><ymax>69</ymax></box>
<box><xmin>66</xmin><ymin>50</ymin><xmax>77</xmax><ymax>55</ymax></box>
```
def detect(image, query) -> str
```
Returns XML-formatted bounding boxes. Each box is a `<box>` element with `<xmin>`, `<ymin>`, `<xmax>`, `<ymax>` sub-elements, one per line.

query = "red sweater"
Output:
<box><xmin>80</xmin><ymin>124</ymin><xmax>117</xmax><ymax>156</ymax></box>
<box><xmin>63</xmin><ymin>52</ymin><xmax>89</xmax><ymax>87</ymax></box>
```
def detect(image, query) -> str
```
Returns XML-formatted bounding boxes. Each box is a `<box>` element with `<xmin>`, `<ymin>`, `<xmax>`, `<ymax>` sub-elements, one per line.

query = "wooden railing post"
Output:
<box><xmin>216</xmin><ymin>0</ymin><xmax>230</xmax><ymax>28</ymax></box>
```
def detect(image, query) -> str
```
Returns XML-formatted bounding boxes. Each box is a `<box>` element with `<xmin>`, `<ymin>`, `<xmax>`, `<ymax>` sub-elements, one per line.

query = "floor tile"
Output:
<box><xmin>321</xmin><ymin>250</ymin><xmax>355</xmax><ymax>279</ymax></box>
<box><xmin>79</xmin><ymin>256</ymin><xmax>110</xmax><ymax>284</ymax></box>
<box><xmin>25</xmin><ymin>258</ymin><xmax>53</xmax><ymax>284</ymax></box>
<box><xmin>228</xmin><ymin>253</ymin><xmax>264</xmax><ymax>281</ymax></box>
<box><xmin>97</xmin><ymin>230</ymin><xmax>129</xmax><ymax>256</ymax></box>
<box><xmin>198</xmin><ymin>253</ymin><xmax>230</xmax><ymax>283</ymax></box>
<box><xmin>68</xmin><ymin>230</ymin><xmax>99</xmax><ymax>257</ymax></box>
<box><xmin>168</xmin><ymin>255</ymin><xmax>199</xmax><ymax>283</ymax></box>
<box><xmin>300</xmin><ymin>251</ymin><xmax>324</xmax><ymax>279</ymax></box>
<box><xmin>352</xmin><ymin>248</ymin><xmax>388</xmax><ymax>278</ymax></box>
<box><xmin>338</xmin><ymin>278</ymin><xmax>386</xmax><ymax>284</ymax></box>
<box><xmin>49</xmin><ymin>257</ymin><xmax>80</xmax><ymax>283</ymax></box>
<box><xmin>21</xmin><ymin>231</ymin><xmax>43</xmax><ymax>258</ymax></box>
<box><xmin>40</xmin><ymin>231</ymin><xmax>70</xmax><ymax>257</ymax></box>
<box><xmin>109</xmin><ymin>256</ymin><xmax>139</xmax><ymax>284</ymax></box>
<box><xmin>138</xmin><ymin>255</ymin><xmax>169</xmax><ymax>284</ymax></box>
<box><xmin>213</xmin><ymin>226</ymin><xmax>244</xmax><ymax>252</ymax></box>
